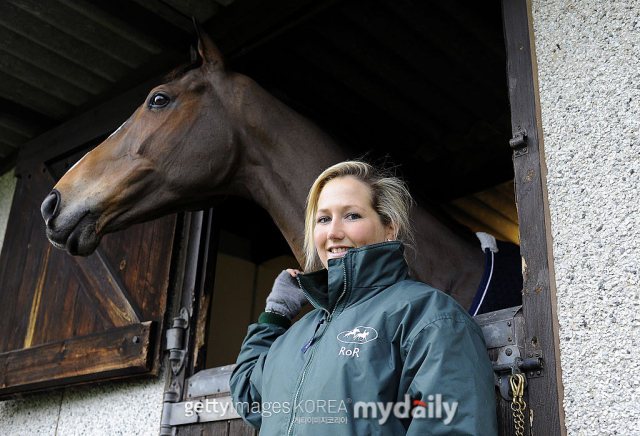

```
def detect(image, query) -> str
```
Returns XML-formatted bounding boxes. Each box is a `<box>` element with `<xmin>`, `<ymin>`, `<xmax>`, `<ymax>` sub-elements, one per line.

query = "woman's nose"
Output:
<box><xmin>327</xmin><ymin>221</ymin><xmax>344</xmax><ymax>240</ymax></box>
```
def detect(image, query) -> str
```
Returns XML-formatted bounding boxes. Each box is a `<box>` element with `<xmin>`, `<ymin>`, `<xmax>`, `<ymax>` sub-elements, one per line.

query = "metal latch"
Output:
<box><xmin>493</xmin><ymin>345</ymin><xmax>543</xmax><ymax>400</ymax></box>
<box><xmin>166</xmin><ymin>307</ymin><xmax>189</xmax><ymax>375</ymax></box>
<box><xmin>160</xmin><ymin>365</ymin><xmax>240</xmax><ymax>434</ymax></box>
<box><xmin>509</xmin><ymin>128</ymin><xmax>528</xmax><ymax>158</ymax></box>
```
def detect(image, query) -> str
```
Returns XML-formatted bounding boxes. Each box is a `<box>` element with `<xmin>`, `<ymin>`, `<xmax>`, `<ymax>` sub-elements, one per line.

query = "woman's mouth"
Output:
<box><xmin>328</xmin><ymin>247</ymin><xmax>351</xmax><ymax>257</ymax></box>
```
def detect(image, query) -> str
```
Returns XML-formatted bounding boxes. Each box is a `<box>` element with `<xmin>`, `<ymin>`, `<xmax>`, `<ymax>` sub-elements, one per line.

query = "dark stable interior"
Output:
<box><xmin>218</xmin><ymin>0</ymin><xmax>511</xmax><ymax>263</ymax></box>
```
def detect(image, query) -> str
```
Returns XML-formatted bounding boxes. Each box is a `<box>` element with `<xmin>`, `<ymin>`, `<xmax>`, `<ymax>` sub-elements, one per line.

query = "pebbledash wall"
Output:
<box><xmin>1</xmin><ymin>1</ymin><xmax>640</xmax><ymax>434</ymax></box>
<box><xmin>532</xmin><ymin>0</ymin><xmax>640</xmax><ymax>434</ymax></box>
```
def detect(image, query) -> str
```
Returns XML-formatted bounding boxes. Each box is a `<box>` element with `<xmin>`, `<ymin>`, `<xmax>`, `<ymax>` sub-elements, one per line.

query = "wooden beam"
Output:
<box><xmin>339</xmin><ymin>0</ymin><xmax>505</xmax><ymax>123</ymax></box>
<box><xmin>0</xmin><ymin>70</ymin><xmax>73</xmax><ymax>119</ymax></box>
<box><xmin>0</xmin><ymin>24</ymin><xmax>111</xmax><ymax>95</ymax></box>
<box><xmin>286</xmin><ymin>35</ymin><xmax>443</xmax><ymax>144</ymax></box>
<box><xmin>0</xmin><ymin>321</ymin><xmax>154</xmax><ymax>399</ymax></box>
<box><xmin>86</xmin><ymin>0</ymin><xmax>191</xmax><ymax>53</ymax></box>
<box><xmin>502</xmin><ymin>0</ymin><xmax>567</xmax><ymax>434</ymax></box>
<box><xmin>204</xmin><ymin>0</ymin><xmax>339</xmax><ymax>57</ymax></box>
<box><xmin>68</xmin><ymin>247</ymin><xmax>142</xmax><ymax>328</ymax></box>
<box><xmin>0</xmin><ymin>1</ymin><xmax>128</xmax><ymax>83</ymax></box>
<box><xmin>446</xmin><ymin>195</ymin><xmax>519</xmax><ymax>244</ymax></box>
<box><xmin>309</xmin><ymin>16</ymin><xmax>472</xmax><ymax>132</ymax></box>
<box><xmin>0</xmin><ymin>125</ymin><xmax>29</xmax><ymax>147</ymax></box>
<box><xmin>0</xmin><ymin>97</ymin><xmax>57</xmax><ymax>131</ymax></box>
<box><xmin>381</xmin><ymin>0</ymin><xmax>505</xmax><ymax>87</ymax></box>
<box><xmin>473</xmin><ymin>180</ymin><xmax>519</xmax><ymax>225</ymax></box>
<box><xmin>0</xmin><ymin>49</ymin><xmax>91</xmax><ymax>106</ymax></box>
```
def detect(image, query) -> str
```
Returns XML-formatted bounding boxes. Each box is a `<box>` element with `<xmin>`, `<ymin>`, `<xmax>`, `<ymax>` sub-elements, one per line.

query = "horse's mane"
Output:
<box><xmin>164</xmin><ymin>59</ymin><xmax>203</xmax><ymax>83</ymax></box>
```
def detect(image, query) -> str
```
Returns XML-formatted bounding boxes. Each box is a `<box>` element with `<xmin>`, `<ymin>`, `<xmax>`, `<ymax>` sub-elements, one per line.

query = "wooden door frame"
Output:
<box><xmin>502</xmin><ymin>0</ymin><xmax>566</xmax><ymax>434</ymax></box>
<box><xmin>165</xmin><ymin>1</ymin><xmax>569</xmax><ymax>435</ymax></box>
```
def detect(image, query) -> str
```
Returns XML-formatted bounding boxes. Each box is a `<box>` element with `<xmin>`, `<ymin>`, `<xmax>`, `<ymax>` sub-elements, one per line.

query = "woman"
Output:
<box><xmin>230</xmin><ymin>161</ymin><xmax>497</xmax><ymax>435</ymax></box>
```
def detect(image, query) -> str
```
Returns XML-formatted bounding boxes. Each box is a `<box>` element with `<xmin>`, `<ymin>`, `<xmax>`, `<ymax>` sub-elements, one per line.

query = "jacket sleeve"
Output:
<box><xmin>401</xmin><ymin>315</ymin><xmax>498</xmax><ymax>436</ymax></box>
<box><xmin>230</xmin><ymin>317</ymin><xmax>289</xmax><ymax>430</ymax></box>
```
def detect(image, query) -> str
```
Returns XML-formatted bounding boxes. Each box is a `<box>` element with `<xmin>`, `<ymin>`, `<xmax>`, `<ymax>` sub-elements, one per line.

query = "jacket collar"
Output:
<box><xmin>297</xmin><ymin>241</ymin><xmax>410</xmax><ymax>316</ymax></box>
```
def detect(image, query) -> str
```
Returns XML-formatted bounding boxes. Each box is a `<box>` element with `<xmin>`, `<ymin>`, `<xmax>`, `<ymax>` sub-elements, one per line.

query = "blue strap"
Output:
<box><xmin>469</xmin><ymin>248</ymin><xmax>494</xmax><ymax>316</ymax></box>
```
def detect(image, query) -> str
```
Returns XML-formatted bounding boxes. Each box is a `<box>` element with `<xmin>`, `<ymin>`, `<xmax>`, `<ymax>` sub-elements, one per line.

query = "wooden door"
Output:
<box><xmin>0</xmin><ymin>135</ymin><xmax>179</xmax><ymax>399</ymax></box>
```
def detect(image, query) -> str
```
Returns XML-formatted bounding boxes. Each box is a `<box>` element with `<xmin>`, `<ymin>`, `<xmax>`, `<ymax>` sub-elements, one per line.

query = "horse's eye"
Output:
<box><xmin>149</xmin><ymin>93</ymin><xmax>170</xmax><ymax>108</ymax></box>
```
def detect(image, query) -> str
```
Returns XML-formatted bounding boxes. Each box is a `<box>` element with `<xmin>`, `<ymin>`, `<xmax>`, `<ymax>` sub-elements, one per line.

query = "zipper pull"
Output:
<box><xmin>301</xmin><ymin>318</ymin><xmax>325</xmax><ymax>353</ymax></box>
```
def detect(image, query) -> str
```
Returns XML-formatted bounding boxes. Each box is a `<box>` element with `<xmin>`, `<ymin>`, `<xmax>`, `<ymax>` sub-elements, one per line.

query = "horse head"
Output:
<box><xmin>42</xmin><ymin>30</ymin><xmax>241</xmax><ymax>256</ymax></box>
<box><xmin>38</xmin><ymin>25</ymin><xmax>496</xmax><ymax>309</ymax></box>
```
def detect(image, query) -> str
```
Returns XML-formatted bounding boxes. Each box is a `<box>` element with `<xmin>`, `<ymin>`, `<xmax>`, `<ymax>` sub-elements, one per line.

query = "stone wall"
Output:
<box><xmin>532</xmin><ymin>1</ymin><xmax>640</xmax><ymax>434</ymax></box>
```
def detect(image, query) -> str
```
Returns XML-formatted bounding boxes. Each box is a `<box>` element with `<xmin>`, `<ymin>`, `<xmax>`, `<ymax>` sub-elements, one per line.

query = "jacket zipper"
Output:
<box><xmin>287</xmin><ymin>259</ymin><xmax>349</xmax><ymax>436</ymax></box>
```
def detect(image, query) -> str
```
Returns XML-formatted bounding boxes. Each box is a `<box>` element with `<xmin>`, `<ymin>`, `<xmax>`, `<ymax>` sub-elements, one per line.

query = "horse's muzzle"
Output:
<box><xmin>41</xmin><ymin>190</ymin><xmax>99</xmax><ymax>256</ymax></box>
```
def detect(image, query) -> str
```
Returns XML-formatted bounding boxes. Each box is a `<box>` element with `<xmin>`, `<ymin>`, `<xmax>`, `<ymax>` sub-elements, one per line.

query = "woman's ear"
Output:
<box><xmin>385</xmin><ymin>223</ymin><xmax>396</xmax><ymax>241</ymax></box>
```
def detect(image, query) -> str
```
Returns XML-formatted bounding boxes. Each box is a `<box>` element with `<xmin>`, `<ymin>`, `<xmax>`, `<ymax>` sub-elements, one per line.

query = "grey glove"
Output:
<box><xmin>266</xmin><ymin>270</ymin><xmax>308</xmax><ymax>320</ymax></box>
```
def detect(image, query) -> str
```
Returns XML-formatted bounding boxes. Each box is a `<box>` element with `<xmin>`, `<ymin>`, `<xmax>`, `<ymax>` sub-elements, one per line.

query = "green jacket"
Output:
<box><xmin>230</xmin><ymin>242</ymin><xmax>498</xmax><ymax>435</ymax></box>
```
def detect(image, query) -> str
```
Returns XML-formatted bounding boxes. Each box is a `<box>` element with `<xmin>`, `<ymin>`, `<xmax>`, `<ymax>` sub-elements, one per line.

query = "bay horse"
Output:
<box><xmin>40</xmin><ymin>28</ymin><xmax>509</xmax><ymax>311</ymax></box>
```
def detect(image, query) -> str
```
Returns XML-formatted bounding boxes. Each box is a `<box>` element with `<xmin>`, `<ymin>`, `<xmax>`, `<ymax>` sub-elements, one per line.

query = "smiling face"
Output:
<box><xmin>313</xmin><ymin>176</ymin><xmax>395</xmax><ymax>268</ymax></box>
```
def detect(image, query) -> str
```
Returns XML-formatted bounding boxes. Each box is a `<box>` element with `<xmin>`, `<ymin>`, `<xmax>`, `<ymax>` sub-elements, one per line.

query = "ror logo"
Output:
<box><xmin>338</xmin><ymin>346</ymin><xmax>360</xmax><ymax>358</ymax></box>
<box><xmin>336</xmin><ymin>326</ymin><xmax>378</xmax><ymax>344</ymax></box>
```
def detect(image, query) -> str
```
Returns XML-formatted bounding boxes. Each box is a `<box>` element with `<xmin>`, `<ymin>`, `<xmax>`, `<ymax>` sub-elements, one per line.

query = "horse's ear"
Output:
<box><xmin>190</xmin><ymin>45</ymin><xmax>198</xmax><ymax>63</ymax></box>
<box><xmin>192</xmin><ymin>18</ymin><xmax>225</xmax><ymax>69</ymax></box>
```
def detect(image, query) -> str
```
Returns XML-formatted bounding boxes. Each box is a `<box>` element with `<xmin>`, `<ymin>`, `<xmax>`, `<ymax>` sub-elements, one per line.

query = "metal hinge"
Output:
<box><xmin>165</xmin><ymin>307</ymin><xmax>189</xmax><ymax>376</ymax></box>
<box><xmin>160</xmin><ymin>380</ymin><xmax>181</xmax><ymax>436</ymax></box>
<box><xmin>510</xmin><ymin>128</ymin><xmax>528</xmax><ymax>158</ymax></box>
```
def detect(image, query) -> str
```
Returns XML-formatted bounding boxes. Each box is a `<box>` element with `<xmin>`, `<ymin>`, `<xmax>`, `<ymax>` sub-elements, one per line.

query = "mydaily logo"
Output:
<box><xmin>353</xmin><ymin>394</ymin><xmax>458</xmax><ymax>425</ymax></box>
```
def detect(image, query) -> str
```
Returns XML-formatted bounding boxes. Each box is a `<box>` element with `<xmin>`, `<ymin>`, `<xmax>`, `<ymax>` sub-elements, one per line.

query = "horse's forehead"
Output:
<box><xmin>170</xmin><ymin>69</ymin><xmax>210</xmax><ymax>93</ymax></box>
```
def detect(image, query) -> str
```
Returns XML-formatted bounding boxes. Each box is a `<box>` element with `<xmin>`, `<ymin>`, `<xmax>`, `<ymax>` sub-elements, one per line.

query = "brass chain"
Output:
<box><xmin>510</xmin><ymin>373</ymin><xmax>526</xmax><ymax>436</ymax></box>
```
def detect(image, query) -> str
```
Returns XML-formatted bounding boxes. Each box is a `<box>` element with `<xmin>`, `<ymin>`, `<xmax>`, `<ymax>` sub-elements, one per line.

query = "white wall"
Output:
<box><xmin>532</xmin><ymin>1</ymin><xmax>640</xmax><ymax>434</ymax></box>
<box><xmin>0</xmin><ymin>169</ymin><xmax>167</xmax><ymax>435</ymax></box>
<box><xmin>0</xmin><ymin>169</ymin><xmax>17</xmax><ymax>250</ymax></box>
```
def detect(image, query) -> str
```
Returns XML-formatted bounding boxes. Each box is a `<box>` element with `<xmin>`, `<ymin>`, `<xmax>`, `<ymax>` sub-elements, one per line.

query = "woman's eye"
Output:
<box><xmin>346</xmin><ymin>213</ymin><xmax>361</xmax><ymax>220</ymax></box>
<box><xmin>149</xmin><ymin>93</ymin><xmax>170</xmax><ymax>108</ymax></box>
<box><xmin>317</xmin><ymin>216</ymin><xmax>330</xmax><ymax>224</ymax></box>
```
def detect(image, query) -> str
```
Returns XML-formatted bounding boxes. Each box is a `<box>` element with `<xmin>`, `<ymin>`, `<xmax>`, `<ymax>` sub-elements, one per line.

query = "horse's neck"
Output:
<box><xmin>409</xmin><ymin>207</ymin><xmax>485</xmax><ymax>307</ymax></box>
<box><xmin>228</xmin><ymin>76</ymin><xmax>484</xmax><ymax>303</ymax></box>
<box><xmin>230</xmin><ymin>77</ymin><xmax>346</xmax><ymax>264</ymax></box>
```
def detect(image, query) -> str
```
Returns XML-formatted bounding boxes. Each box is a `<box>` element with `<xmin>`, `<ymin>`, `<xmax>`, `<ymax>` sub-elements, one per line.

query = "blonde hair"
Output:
<box><xmin>303</xmin><ymin>161</ymin><xmax>414</xmax><ymax>271</ymax></box>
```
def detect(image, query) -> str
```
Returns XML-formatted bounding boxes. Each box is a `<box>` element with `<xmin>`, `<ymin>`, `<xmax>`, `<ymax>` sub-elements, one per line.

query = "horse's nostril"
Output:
<box><xmin>41</xmin><ymin>190</ymin><xmax>61</xmax><ymax>224</ymax></box>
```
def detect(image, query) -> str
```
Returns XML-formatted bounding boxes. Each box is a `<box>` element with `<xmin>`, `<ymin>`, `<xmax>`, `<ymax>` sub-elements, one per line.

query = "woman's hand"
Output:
<box><xmin>285</xmin><ymin>268</ymin><xmax>301</xmax><ymax>278</ymax></box>
<box><xmin>265</xmin><ymin>270</ymin><xmax>308</xmax><ymax>319</ymax></box>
